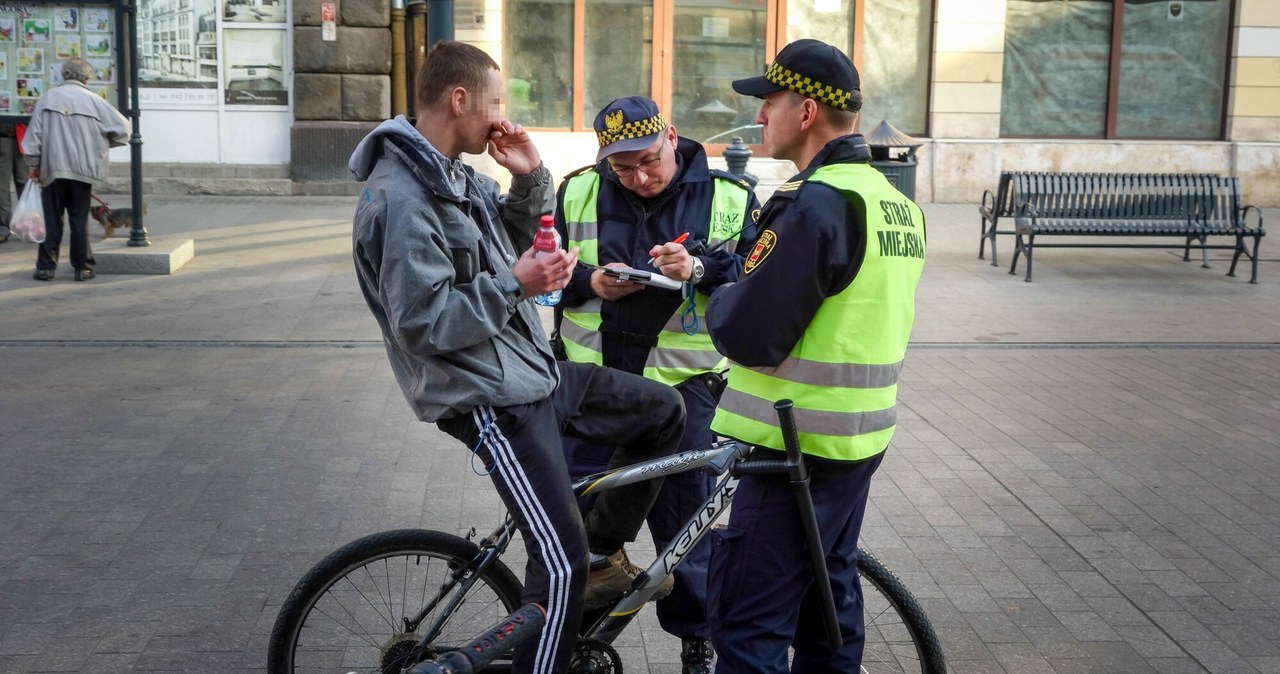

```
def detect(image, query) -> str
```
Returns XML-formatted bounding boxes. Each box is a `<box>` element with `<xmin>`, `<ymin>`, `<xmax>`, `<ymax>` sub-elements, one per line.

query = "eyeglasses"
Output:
<box><xmin>609</xmin><ymin>134</ymin><xmax>668</xmax><ymax>179</ymax></box>
<box><xmin>611</xmin><ymin>154</ymin><xmax>664</xmax><ymax>180</ymax></box>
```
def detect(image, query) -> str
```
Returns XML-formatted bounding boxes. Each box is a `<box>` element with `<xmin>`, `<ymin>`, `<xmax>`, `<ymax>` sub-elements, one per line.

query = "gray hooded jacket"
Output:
<box><xmin>349</xmin><ymin>116</ymin><xmax>559</xmax><ymax>421</ymax></box>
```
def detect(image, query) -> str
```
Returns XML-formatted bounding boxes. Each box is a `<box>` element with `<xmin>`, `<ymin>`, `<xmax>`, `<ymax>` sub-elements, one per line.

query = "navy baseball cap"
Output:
<box><xmin>593</xmin><ymin>96</ymin><xmax>668</xmax><ymax>162</ymax></box>
<box><xmin>732</xmin><ymin>39</ymin><xmax>860</xmax><ymax>111</ymax></box>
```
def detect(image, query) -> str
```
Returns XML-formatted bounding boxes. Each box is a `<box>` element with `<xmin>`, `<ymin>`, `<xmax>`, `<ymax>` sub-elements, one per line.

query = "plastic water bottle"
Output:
<box><xmin>534</xmin><ymin>215</ymin><xmax>562</xmax><ymax>306</ymax></box>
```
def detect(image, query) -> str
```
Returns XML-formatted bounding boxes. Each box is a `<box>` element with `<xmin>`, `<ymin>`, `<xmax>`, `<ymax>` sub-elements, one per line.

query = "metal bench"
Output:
<box><xmin>978</xmin><ymin>171</ymin><xmax>1015</xmax><ymax>266</ymax></box>
<box><xmin>1007</xmin><ymin>172</ymin><xmax>1265</xmax><ymax>283</ymax></box>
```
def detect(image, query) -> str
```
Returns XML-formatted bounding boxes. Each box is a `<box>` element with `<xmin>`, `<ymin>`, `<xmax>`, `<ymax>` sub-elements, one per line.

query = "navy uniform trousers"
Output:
<box><xmin>707</xmin><ymin>451</ymin><xmax>884</xmax><ymax>673</ymax></box>
<box><xmin>565</xmin><ymin>373</ymin><xmax>719</xmax><ymax>639</ymax></box>
<box><xmin>438</xmin><ymin>360</ymin><xmax>684</xmax><ymax>674</ymax></box>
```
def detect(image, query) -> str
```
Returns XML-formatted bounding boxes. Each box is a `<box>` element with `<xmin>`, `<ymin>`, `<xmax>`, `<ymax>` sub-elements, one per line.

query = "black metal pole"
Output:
<box><xmin>775</xmin><ymin>400</ymin><xmax>843</xmax><ymax>651</ymax></box>
<box><xmin>126</xmin><ymin>0</ymin><xmax>148</xmax><ymax>247</ymax></box>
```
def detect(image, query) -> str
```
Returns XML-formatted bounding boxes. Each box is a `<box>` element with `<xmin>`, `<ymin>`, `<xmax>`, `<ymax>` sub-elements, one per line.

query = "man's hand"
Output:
<box><xmin>513</xmin><ymin>245</ymin><xmax>578</xmax><ymax>297</ymax></box>
<box><xmin>28</xmin><ymin>168</ymin><xmax>39</xmax><ymax>182</ymax></box>
<box><xmin>649</xmin><ymin>242</ymin><xmax>694</xmax><ymax>281</ymax></box>
<box><xmin>590</xmin><ymin>262</ymin><xmax>645</xmax><ymax>301</ymax></box>
<box><xmin>487</xmin><ymin>120</ymin><xmax>541</xmax><ymax>175</ymax></box>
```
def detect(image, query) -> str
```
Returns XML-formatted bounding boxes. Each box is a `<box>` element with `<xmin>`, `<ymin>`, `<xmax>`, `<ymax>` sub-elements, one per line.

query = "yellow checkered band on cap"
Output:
<box><xmin>597</xmin><ymin>114</ymin><xmax>667</xmax><ymax>148</ymax></box>
<box><xmin>765</xmin><ymin>62</ymin><xmax>851</xmax><ymax>110</ymax></box>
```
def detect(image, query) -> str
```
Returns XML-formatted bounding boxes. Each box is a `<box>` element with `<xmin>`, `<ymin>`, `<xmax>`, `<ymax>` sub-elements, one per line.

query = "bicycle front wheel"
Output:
<box><xmin>268</xmin><ymin>529</ymin><xmax>524</xmax><ymax>674</ymax></box>
<box><xmin>859</xmin><ymin>548</ymin><xmax>946</xmax><ymax>674</ymax></box>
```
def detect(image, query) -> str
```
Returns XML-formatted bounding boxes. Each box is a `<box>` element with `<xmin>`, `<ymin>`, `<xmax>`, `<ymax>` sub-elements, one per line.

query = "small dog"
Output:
<box><xmin>90</xmin><ymin>196</ymin><xmax>146</xmax><ymax>238</ymax></box>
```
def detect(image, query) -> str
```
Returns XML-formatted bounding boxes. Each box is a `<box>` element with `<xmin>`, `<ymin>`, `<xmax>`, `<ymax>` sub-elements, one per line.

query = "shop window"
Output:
<box><xmin>1001</xmin><ymin>0</ymin><xmax>1230</xmax><ymax>139</ymax></box>
<box><xmin>785</xmin><ymin>0</ymin><xmax>931</xmax><ymax>136</ymax></box>
<box><xmin>504</xmin><ymin>0</ymin><xmax>574</xmax><ymax>128</ymax></box>
<box><xmin>582</xmin><ymin>0</ymin><xmax>653</xmax><ymax>124</ymax></box>
<box><xmin>671</xmin><ymin>0</ymin><xmax>767</xmax><ymax>143</ymax></box>
<box><xmin>493</xmin><ymin>0</ymin><xmax>934</xmax><ymax>139</ymax></box>
<box><xmin>1114</xmin><ymin>0</ymin><xmax>1229</xmax><ymax>138</ymax></box>
<box><xmin>1001</xmin><ymin>0</ymin><xmax>1115</xmax><ymax>137</ymax></box>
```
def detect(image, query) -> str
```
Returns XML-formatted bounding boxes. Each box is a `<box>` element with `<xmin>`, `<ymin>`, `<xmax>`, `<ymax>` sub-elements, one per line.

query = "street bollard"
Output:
<box><xmin>722</xmin><ymin>136</ymin><xmax>758</xmax><ymax>189</ymax></box>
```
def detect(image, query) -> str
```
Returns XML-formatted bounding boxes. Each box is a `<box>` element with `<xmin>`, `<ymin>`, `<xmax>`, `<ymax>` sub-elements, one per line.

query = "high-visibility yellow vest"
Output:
<box><xmin>559</xmin><ymin>169</ymin><xmax>749</xmax><ymax>387</ymax></box>
<box><xmin>711</xmin><ymin>162</ymin><xmax>925</xmax><ymax>461</ymax></box>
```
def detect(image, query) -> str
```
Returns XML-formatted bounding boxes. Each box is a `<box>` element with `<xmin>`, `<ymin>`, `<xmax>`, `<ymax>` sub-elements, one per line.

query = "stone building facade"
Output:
<box><xmin>279</xmin><ymin>0</ymin><xmax>1280</xmax><ymax>206</ymax></box>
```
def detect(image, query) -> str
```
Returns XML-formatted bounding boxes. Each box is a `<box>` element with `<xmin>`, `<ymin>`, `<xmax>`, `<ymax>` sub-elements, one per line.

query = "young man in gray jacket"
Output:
<box><xmin>349</xmin><ymin>41</ymin><xmax>685</xmax><ymax>674</ymax></box>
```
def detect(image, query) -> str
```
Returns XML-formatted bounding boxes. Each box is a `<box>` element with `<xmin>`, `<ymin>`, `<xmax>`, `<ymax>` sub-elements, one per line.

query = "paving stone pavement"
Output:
<box><xmin>1</xmin><ymin>197</ymin><xmax>1278</xmax><ymax>673</ymax></box>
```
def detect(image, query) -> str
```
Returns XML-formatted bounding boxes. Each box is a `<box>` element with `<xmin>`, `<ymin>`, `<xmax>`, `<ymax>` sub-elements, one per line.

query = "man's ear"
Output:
<box><xmin>450</xmin><ymin>86</ymin><xmax>468</xmax><ymax>117</ymax></box>
<box><xmin>799</xmin><ymin>98</ymin><xmax>819</xmax><ymax>131</ymax></box>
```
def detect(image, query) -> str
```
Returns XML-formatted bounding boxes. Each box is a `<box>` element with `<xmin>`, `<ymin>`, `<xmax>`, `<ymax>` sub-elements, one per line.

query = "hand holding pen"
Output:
<box><xmin>649</xmin><ymin>232</ymin><xmax>697</xmax><ymax>282</ymax></box>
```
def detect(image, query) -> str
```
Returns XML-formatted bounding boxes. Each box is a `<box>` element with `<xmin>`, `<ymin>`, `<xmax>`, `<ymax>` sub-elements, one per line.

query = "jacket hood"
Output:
<box><xmin>348</xmin><ymin>116</ymin><xmax>466</xmax><ymax>200</ymax></box>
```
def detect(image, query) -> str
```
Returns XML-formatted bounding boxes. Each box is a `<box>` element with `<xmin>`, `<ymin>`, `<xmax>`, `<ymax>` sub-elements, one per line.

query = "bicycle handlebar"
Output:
<box><xmin>406</xmin><ymin>603</ymin><xmax>546</xmax><ymax>674</ymax></box>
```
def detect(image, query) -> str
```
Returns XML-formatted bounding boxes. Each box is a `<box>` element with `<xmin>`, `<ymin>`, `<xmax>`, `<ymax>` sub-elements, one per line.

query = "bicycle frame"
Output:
<box><xmin>463</xmin><ymin>439</ymin><xmax>754</xmax><ymax>647</ymax></box>
<box><xmin>574</xmin><ymin>439</ymin><xmax>752</xmax><ymax>643</ymax></box>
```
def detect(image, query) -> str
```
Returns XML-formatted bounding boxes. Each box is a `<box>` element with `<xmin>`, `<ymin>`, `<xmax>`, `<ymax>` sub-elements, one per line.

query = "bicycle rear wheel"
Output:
<box><xmin>268</xmin><ymin>529</ymin><xmax>524</xmax><ymax>674</ymax></box>
<box><xmin>859</xmin><ymin>548</ymin><xmax>946</xmax><ymax>674</ymax></box>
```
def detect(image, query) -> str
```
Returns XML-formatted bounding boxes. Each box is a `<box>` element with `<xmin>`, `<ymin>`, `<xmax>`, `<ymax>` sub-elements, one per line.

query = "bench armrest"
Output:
<box><xmin>1241</xmin><ymin>204</ymin><xmax>1265</xmax><ymax>232</ymax></box>
<box><xmin>980</xmin><ymin>188</ymin><xmax>996</xmax><ymax>215</ymax></box>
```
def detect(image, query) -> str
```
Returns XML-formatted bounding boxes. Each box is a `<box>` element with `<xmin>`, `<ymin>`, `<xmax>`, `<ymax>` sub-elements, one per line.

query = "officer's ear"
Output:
<box><xmin>799</xmin><ymin>98</ymin><xmax>819</xmax><ymax>131</ymax></box>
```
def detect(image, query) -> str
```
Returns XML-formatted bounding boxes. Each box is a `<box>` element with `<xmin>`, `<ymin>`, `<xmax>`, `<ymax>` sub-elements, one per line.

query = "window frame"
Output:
<box><xmin>1001</xmin><ymin>0</ymin><xmax>1237</xmax><ymax>141</ymax></box>
<box><xmin>514</xmin><ymin>0</ymin><xmax>935</xmax><ymax>151</ymax></box>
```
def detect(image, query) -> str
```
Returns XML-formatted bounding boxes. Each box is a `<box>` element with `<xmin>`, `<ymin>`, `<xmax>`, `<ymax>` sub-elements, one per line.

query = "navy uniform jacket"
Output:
<box><xmin>707</xmin><ymin>135</ymin><xmax>879</xmax><ymax>367</ymax></box>
<box><xmin>555</xmin><ymin>137</ymin><xmax>760</xmax><ymax>374</ymax></box>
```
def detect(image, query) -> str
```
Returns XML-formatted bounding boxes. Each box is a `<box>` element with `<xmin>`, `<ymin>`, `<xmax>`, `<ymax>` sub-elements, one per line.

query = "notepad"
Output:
<box><xmin>602</xmin><ymin>266</ymin><xmax>685</xmax><ymax>292</ymax></box>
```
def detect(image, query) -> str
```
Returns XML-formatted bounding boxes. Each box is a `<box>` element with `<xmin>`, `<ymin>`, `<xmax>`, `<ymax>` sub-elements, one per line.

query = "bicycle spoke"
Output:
<box><xmin>280</xmin><ymin>537</ymin><xmax>522</xmax><ymax>674</ymax></box>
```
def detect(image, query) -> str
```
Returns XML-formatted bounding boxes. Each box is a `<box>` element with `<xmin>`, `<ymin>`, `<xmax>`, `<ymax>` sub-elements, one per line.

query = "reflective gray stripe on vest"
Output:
<box><xmin>646</xmin><ymin>345</ymin><xmax>725</xmax><ymax>371</ymax></box>
<box><xmin>711</xmin><ymin>238</ymin><xmax>738</xmax><ymax>254</ymax></box>
<box><xmin>719</xmin><ymin>387</ymin><xmax>898</xmax><ymax>437</ymax></box>
<box><xmin>568</xmin><ymin>221</ymin><xmax>598</xmax><ymax>243</ymax></box>
<box><xmin>751</xmin><ymin>357</ymin><xmax>904</xmax><ymax>389</ymax></box>
<box><xmin>561</xmin><ymin>298</ymin><xmax>604</xmax><ymax>353</ymax></box>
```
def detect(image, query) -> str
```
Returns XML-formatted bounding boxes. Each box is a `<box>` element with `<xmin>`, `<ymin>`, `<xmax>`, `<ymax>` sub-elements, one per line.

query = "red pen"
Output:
<box><xmin>650</xmin><ymin>232</ymin><xmax>690</xmax><ymax>267</ymax></box>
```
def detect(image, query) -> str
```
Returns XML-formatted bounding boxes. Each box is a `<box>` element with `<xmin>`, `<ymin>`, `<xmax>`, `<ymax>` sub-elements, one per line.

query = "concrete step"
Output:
<box><xmin>102</xmin><ymin>162</ymin><xmax>361</xmax><ymax>197</ymax></box>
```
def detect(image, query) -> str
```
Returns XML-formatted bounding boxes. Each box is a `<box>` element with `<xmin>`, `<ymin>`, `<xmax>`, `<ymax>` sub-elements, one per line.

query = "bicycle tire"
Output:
<box><xmin>858</xmin><ymin>548</ymin><xmax>947</xmax><ymax>674</ymax></box>
<box><xmin>268</xmin><ymin>529</ymin><xmax>524</xmax><ymax>674</ymax></box>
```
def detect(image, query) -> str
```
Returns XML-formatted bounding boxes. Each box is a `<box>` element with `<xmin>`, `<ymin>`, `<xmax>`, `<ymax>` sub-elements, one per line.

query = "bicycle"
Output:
<box><xmin>268</xmin><ymin>402</ymin><xmax>947</xmax><ymax>673</ymax></box>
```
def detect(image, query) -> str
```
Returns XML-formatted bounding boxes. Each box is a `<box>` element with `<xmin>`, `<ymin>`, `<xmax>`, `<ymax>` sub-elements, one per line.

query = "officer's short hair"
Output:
<box><xmin>62</xmin><ymin>58</ymin><xmax>93</xmax><ymax>83</ymax></box>
<box><xmin>416</xmin><ymin>41</ymin><xmax>499</xmax><ymax>112</ymax></box>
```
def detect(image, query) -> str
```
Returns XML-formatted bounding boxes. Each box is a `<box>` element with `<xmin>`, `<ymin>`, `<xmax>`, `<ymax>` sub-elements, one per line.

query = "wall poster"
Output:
<box><xmin>0</xmin><ymin>3</ymin><xmax>119</xmax><ymax>115</ymax></box>
<box><xmin>139</xmin><ymin>0</ymin><xmax>288</xmax><ymax>108</ymax></box>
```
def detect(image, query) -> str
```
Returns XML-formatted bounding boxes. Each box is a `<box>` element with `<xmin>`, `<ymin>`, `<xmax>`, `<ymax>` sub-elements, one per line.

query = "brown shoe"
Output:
<box><xmin>583</xmin><ymin>548</ymin><xmax>675</xmax><ymax>609</ymax></box>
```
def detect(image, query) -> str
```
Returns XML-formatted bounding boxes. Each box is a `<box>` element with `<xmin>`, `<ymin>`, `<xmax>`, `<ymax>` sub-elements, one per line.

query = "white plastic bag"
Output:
<box><xmin>10</xmin><ymin>181</ymin><xmax>44</xmax><ymax>243</ymax></box>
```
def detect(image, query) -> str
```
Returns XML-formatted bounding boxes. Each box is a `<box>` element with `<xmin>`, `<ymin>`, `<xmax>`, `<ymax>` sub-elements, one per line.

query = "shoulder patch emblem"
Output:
<box><xmin>744</xmin><ymin>229</ymin><xmax>777</xmax><ymax>274</ymax></box>
<box><xmin>605</xmin><ymin>109</ymin><xmax>624</xmax><ymax>131</ymax></box>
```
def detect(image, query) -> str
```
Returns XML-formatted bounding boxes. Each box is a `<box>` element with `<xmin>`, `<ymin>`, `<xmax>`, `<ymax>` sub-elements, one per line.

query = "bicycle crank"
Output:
<box><xmin>568</xmin><ymin>637</ymin><xmax>622</xmax><ymax>673</ymax></box>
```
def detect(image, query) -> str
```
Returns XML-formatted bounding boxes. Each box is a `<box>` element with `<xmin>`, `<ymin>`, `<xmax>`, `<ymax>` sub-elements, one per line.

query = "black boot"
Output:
<box><xmin>680</xmin><ymin>637</ymin><xmax>714</xmax><ymax>674</ymax></box>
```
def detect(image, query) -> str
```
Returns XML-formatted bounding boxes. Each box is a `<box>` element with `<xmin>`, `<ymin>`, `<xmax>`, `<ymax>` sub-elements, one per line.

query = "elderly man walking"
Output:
<box><xmin>22</xmin><ymin>57</ymin><xmax>130</xmax><ymax>282</ymax></box>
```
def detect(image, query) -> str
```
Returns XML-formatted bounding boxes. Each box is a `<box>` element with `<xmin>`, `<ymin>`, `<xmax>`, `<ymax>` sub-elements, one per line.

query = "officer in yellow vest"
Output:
<box><xmin>554</xmin><ymin>96</ymin><xmax>759</xmax><ymax>673</ymax></box>
<box><xmin>703</xmin><ymin>40</ymin><xmax>926</xmax><ymax>672</ymax></box>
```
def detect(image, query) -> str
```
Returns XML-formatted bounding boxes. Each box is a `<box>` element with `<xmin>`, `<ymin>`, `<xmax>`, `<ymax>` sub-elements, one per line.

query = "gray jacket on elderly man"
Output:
<box><xmin>21</xmin><ymin>79</ymin><xmax>130</xmax><ymax>188</ymax></box>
